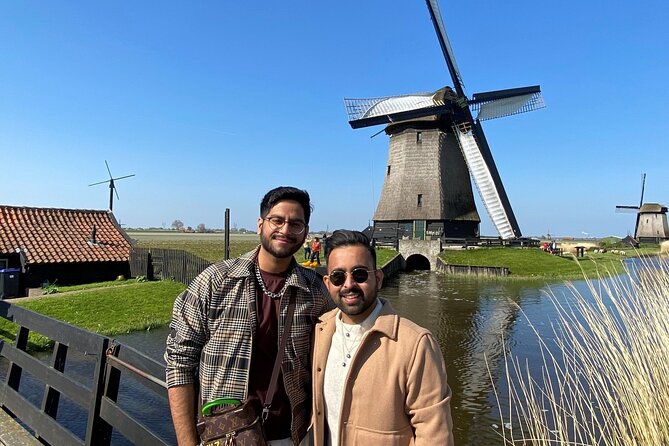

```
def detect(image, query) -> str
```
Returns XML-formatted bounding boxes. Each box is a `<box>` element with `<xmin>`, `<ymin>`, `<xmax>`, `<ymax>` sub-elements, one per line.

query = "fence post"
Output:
<box><xmin>224</xmin><ymin>208</ymin><xmax>230</xmax><ymax>260</ymax></box>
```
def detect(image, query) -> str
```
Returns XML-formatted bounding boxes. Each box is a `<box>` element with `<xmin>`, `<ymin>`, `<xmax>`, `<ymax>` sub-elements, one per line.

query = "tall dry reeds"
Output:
<box><xmin>493</xmin><ymin>256</ymin><xmax>669</xmax><ymax>445</ymax></box>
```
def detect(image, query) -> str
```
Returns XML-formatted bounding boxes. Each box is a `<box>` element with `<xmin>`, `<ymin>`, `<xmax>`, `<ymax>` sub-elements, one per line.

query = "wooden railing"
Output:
<box><xmin>0</xmin><ymin>301</ymin><xmax>174</xmax><ymax>445</ymax></box>
<box><xmin>130</xmin><ymin>247</ymin><xmax>211</xmax><ymax>285</ymax></box>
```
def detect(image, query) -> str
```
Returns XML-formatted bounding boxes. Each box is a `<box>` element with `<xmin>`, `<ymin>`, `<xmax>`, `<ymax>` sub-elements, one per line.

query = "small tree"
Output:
<box><xmin>197</xmin><ymin>223</ymin><xmax>206</xmax><ymax>233</ymax></box>
<box><xmin>171</xmin><ymin>219</ymin><xmax>184</xmax><ymax>231</ymax></box>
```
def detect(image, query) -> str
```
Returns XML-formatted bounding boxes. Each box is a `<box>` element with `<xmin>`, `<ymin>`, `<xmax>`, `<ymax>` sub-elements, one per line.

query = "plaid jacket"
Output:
<box><xmin>165</xmin><ymin>247</ymin><xmax>334</xmax><ymax>444</ymax></box>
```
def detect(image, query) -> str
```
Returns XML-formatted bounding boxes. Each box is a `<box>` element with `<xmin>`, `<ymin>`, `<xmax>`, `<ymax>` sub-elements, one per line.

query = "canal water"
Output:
<box><xmin>0</xmin><ymin>267</ymin><xmax>639</xmax><ymax>445</ymax></box>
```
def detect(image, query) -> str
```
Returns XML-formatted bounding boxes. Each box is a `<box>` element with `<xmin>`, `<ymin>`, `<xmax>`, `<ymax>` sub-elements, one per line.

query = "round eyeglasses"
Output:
<box><xmin>263</xmin><ymin>216</ymin><xmax>306</xmax><ymax>235</ymax></box>
<box><xmin>327</xmin><ymin>268</ymin><xmax>377</xmax><ymax>287</ymax></box>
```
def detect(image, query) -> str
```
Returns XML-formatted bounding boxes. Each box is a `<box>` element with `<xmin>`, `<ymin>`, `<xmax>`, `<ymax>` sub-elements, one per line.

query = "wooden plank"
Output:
<box><xmin>99</xmin><ymin>398</ymin><xmax>170</xmax><ymax>446</ymax></box>
<box><xmin>0</xmin><ymin>344</ymin><xmax>92</xmax><ymax>408</ymax></box>
<box><xmin>0</xmin><ymin>386</ymin><xmax>84</xmax><ymax>446</ymax></box>
<box><xmin>0</xmin><ymin>303</ymin><xmax>106</xmax><ymax>353</ymax></box>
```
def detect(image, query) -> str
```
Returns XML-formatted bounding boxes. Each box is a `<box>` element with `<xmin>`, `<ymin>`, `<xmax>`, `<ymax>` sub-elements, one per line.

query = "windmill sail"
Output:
<box><xmin>344</xmin><ymin>92</ymin><xmax>459</xmax><ymax>129</ymax></box>
<box><xmin>454</xmin><ymin>122</ymin><xmax>520</xmax><ymax>239</ymax></box>
<box><xmin>425</xmin><ymin>0</ymin><xmax>465</xmax><ymax>96</ymax></box>
<box><xmin>470</xmin><ymin>86</ymin><xmax>545</xmax><ymax>121</ymax></box>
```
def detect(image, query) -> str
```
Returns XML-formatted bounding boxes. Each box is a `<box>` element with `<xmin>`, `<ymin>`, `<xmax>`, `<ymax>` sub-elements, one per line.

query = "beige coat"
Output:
<box><xmin>312</xmin><ymin>299</ymin><xmax>454</xmax><ymax>445</ymax></box>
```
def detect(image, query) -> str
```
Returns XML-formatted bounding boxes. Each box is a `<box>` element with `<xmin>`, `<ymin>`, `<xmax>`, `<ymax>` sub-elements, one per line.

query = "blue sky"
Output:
<box><xmin>2</xmin><ymin>1</ymin><xmax>667</xmax><ymax>237</ymax></box>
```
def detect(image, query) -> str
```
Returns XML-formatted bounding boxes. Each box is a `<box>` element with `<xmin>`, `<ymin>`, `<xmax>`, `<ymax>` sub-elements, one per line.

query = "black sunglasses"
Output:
<box><xmin>327</xmin><ymin>268</ymin><xmax>377</xmax><ymax>287</ymax></box>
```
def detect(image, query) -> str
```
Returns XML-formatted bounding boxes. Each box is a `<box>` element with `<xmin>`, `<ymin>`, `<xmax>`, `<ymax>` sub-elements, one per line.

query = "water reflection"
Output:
<box><xmin>382</xmin><ymin>272</ymin><xmax>553</xmax><ymax>444</ymax></box>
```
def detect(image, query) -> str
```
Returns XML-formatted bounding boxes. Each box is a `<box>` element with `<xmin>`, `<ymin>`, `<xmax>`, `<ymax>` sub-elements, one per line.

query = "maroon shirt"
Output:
<box><xmin>248</xmin><ymin>268</ymin><xmax>292</xmax><ymax>440</ymax></box>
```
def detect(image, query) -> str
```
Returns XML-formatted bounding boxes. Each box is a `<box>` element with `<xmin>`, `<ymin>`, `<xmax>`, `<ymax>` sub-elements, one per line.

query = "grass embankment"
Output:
<box><xmin>440</xmin><ymin>248</ymin><xmax>629</xmax><ymax>280</ymax></box>
<box><xmin>0</xmin><ymin>280</ymin><xmax>185</xmax><ymax>351</ymax></box>
<box><xmin>497</xmin><ymin>257</ymin><xmax>669</xmax><ymax>444</ymax></box>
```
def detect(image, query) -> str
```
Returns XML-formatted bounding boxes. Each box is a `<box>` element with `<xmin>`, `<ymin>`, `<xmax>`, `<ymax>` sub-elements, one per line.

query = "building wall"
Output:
<box><xmin>374</xmin><ymin>127</ymin><xmax>480</xmax><ymax>223</ymax></box>
<box><xmin>637</xmin><ymin>213</ymin><xmax>669</xmax><ymax>238</ymax></box>
<box><xmin>24</xmin><ymin>261</ymin><xmax>130</xmax><ymax>289</ymax></box>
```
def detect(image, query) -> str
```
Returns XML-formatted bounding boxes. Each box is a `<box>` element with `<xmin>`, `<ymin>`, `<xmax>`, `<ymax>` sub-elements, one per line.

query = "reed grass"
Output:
<box><xmin>493</xmin><ymin>256</ymin><xmax>669</xmax><ymax>445</ymax></box>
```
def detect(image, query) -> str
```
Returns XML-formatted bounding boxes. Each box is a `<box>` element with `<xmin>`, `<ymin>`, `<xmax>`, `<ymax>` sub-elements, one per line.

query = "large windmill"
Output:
<box><xmin>616</xmin><ymin>174</ymin><xmax>669</xmax><ymax>241</ymax></box>
<box><xmin>344</xmin><ymin>0</ymin><xmax>544</xmax><ymax>244</ymax></box>
<box><xmin>88</xmin><ymin>161</ymin><xmax>135</xmax><ymax>212</ymax></box>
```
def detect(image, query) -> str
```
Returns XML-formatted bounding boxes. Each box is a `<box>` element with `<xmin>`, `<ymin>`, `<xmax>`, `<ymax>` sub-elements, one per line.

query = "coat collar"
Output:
<box><xmin>318</xmin><ymin>298</ymin><xmax>399</xmax><ymax>340</ymax></box>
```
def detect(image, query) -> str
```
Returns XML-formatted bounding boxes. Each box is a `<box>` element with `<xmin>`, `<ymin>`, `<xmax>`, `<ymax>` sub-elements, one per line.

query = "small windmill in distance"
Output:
<box><xmin>88</xmin><ymin>161</ymin><xmax>135</xmax><ymax>211</ymax></box>
<box><xmin>616</xmin><ymin>173</ymin><xmax>669</xmax><ymax>242</ymax></box>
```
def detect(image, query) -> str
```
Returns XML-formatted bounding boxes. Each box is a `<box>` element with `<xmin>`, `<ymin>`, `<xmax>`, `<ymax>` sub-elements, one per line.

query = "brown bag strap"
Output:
<box><xmin>262</xmin><ymin>287</ymin><xmax>296</xmax><ymax>422</ymax></box>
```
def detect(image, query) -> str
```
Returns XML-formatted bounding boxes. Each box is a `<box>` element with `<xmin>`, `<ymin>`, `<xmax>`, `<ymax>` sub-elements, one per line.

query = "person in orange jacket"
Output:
<box><xmin>311</xmin><ymin>237</ymin><xmax>321</xmax><ymax>265</ymax></box>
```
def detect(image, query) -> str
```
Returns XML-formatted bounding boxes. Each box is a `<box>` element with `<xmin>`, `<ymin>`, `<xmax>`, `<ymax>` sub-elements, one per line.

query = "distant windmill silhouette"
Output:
<box><xmin>88</xmin><ymin>161</ymin><xmax>135</xmax><ymax>211</ymax></box>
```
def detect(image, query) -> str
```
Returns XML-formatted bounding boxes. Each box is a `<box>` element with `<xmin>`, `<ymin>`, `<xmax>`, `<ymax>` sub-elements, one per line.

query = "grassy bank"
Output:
<box><xmin>0</xmin><ymin>280</ymin><xmax>185</xmax><ymax>351</ymax></box>
<box><xmin>440</xmin><ymin>247</ymin><xmax>630</xmax><ymax>280</ymax></box>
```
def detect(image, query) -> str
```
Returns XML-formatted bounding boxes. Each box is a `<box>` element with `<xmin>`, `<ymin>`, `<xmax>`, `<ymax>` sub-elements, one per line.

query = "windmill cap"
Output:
<box><xmin>639</xmin><ymin>203</ymin><xmax>667</xmax><ymax>213</ymax></box>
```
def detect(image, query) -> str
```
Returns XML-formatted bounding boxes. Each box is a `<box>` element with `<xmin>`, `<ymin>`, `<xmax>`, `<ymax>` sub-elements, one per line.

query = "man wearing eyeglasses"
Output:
<box><xmin>312</xmin><ymin>230</ymin><xmax>453</xmax><ymax>445</ymax></box>
<box><xmin>166</xmin><ymin>186</ymin><xmax>334</xmax><ymax>446</ymax></box>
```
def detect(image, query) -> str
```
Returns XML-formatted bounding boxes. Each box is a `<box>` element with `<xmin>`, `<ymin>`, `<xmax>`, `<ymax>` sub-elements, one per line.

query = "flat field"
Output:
<box><xmin>128</xmin><ymin>231</ymin><xmax>259</xmax><ymax>262</ymax></box>
<box><xmin>128</xmin><ymin>231</ymin><xmax>400</xmax><ymax>267</ymax></box>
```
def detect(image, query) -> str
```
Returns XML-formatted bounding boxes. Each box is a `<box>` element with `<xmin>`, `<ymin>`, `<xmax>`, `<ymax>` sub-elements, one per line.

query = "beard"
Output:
<box><xmin>259</xmin><ymin>230</ymin><xmax>302</xmax><ymax>259</ymax></box>
<box><xmin>336</xmin><ymin>286</ymin><xmax>376</xmax><ymax>318</ymax></box>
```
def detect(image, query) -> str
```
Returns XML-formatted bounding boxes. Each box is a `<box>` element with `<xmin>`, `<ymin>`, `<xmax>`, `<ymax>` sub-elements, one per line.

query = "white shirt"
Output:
<box><xmin>323</xmin><ymin>300</ymin><xmax>383</xmax><ymax>446</ymax></box>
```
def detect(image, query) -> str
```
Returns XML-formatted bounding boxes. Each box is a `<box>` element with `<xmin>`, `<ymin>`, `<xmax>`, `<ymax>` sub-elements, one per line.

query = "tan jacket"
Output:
<box><xmin>312</xmin><ymin>299</ymin><xmax>454</xmax><ymax>445</ymax></box>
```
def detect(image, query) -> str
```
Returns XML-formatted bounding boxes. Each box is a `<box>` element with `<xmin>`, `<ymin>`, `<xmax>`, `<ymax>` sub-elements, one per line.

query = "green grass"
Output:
<box><xmin>0</xmin><ymin>280</ymin><xmax>185</xmax><ymax>351</ymax></box>
<box><xmin>376</xmin><ymin>248</ymin><xmax>399</xmax><ymax>267</ymax></box>
<box><xmin>440</xmin><ymin>248</ymin><xmax>628</xmax><ymax>279</ymax></box>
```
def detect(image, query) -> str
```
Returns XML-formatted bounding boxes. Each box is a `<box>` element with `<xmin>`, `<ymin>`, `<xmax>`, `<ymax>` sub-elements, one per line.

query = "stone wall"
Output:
<box><xmin>398</xmin><ymin>239</ymin><xmax>442</xmax><ymax>270</ymax></box>
<box><xmin>435</xmin><ymin>257</ymin><xmax>509</xmax><ymax>277</ymax></box>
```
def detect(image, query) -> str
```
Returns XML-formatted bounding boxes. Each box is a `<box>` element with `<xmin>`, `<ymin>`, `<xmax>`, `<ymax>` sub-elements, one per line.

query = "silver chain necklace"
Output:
<box><xmin>254</xmin><ymin>262</ymin><xmax>290</xmax><ymax>299</ymax></box>
<box><xmin>340</xmin><ymin>322</ymin><xmax>363</xmax><ymax>367</ymax></box>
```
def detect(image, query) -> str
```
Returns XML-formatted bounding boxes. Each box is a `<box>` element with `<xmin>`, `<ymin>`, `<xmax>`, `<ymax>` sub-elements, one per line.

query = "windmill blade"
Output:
<box><xmin>105</xmin><ymin>160</ymin><xmax>113</xmax><ymax>179</ymax></box>
<box><xmin>345</xmin><ymin>92</ymin><xmax>455</xmax><ymax>129</ymax></box>
<box><xmin>88</xmin><ymin>179</ymin><xmax>111</xmax><ymax>187</ymax></box>
<box><xmin>425</xmin><ymin>0</ymin><xmax>466</xmax><ymax>97</ymax></box>
<box><xmin>112</xmin><ymin>174</ymin><xmax>136</xmax><ymax>181</ymax></box>
<box><xmin>615</xmin><ymin>205</ymin><xmax>639</xmax><ymax>214</ymax></box>
<box><xmin>112</xmin><ymin>180</ymin><xmax>120</xmax><ymax>201</ymax></box>
<box><xmin>469</xmin><ymin>86</ymin><xmax>545</xmax><ymax>121</ymax></box>
<box><xmin>639</xmin><ymin>173</ymin><xmax>646</xmax><ymax>208</ymax></box>
<box><xmin>453</xmin><ymin>121</ymin><xmax>521</xmax><ymax>239</ymax></box>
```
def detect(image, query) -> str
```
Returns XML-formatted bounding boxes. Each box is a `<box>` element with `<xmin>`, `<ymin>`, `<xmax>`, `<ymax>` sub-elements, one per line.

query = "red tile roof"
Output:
<box><xmin>0</xmin><ymin>206</ymin><xmax>132</xmax><ymax>264</ymax></box>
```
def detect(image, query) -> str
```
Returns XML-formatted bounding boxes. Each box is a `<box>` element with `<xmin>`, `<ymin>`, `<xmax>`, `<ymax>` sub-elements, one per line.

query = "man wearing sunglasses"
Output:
<box><xmin>166</xmin><ymin>186</ymin><xmax>334</xmax><ymax>446</ymax></box>
<box><xmin>312</xmin><ymin>230</ymin><xmax>453</xmax><ymax>445</ymax></box>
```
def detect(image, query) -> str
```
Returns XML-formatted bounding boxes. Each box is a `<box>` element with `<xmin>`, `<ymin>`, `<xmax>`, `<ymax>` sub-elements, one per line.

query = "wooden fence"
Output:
<box><xmin>0</xmin><ymin>300</ymin><xmax>174</xmax><ymax>445</ymax></box>
<box><xmin>130</xmin><ymin>247</ymin><xmax>211</xmax><ymax>285</ymax></box>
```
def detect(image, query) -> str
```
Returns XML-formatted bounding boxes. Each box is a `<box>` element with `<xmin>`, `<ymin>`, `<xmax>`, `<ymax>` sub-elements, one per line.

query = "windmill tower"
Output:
<box><xmin>344</xmin><ymin>0</ymin><xmax>544</xmax><ymax>245</ymax></box>
<box><xmin>88</xmin><ymin>161</ymin><xmax>135</xmax><ymax>212</ymax></box>
<box><xmin>616</xmin><ymin>174</ymin><xmax>669</xmax><ymax>241</ymax></box>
